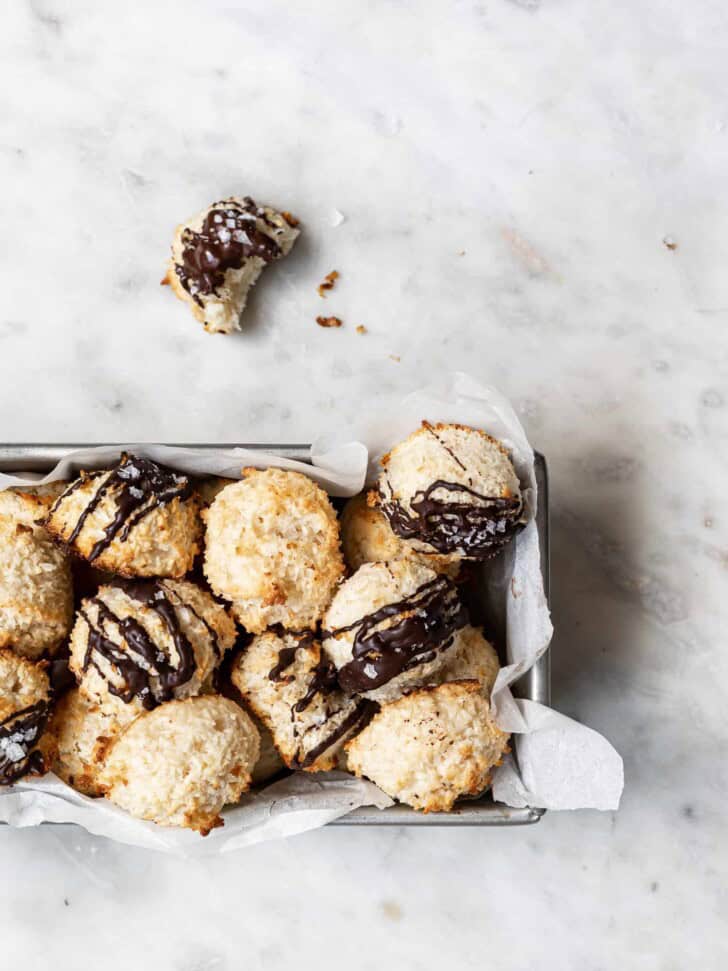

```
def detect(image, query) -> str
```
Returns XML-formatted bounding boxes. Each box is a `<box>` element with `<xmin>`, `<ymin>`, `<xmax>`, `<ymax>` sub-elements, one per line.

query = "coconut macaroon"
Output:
<box><xmin>0</xmin><ymin>649</ymin><xmax>52</xmax><ymax>784</ymax></box>
<box><xmin>322</xmin><ymin>560</ymin><xmax>468</xmax><ymax>703</ymax></box>
<box><xmin>43</xmin><ymin>688</ymin><xmax>137</xmax><ymax>796</ymax></box>
<box><xmin>438</xmin><ymin>625</ymin><xmax>501</xmax><ymax>699</ymax></box>
<box><xmin>69</xmin><ymin>579</ymin><xmax>237</xmax><ymax>712</ymax></box>
<box><xmin>375</xmin><ymin>422</ymin><xmax>524</xmax><ymax>566</ymax></box>
<box><xmin>43</xmin><ymin>453</ymin><xmax>201</xmax><ymax>579</ymax></box>
<box><xmin>346</xmin><ymin>680</ymin><xmax>510</xmax><ymax>812</ymax></box>
<box><xmin>163</xmin><ymin>196</ymin><xmax>300</xmax><ymax>335</ymax></box>
<box><xmin>203</xmin><ymin>468</ymin><xmax>344</xmax><ymax>633</ymax></box>
<box><xmin>231</xmin><ymin>629</ymin><xmax>371</xmax><ymax>772</ymax></box>
<box><xmin>0</xmin><ymin>487</ymin><xmax>73</xmax><ymax>659</ymax></box>
<box><xmin>100</xmin><ymin>696</ymin><xmax>260</xmax><ymax>833</ymax></box>
<box><xmin>340</xmin><ymin>492</ymin><xmax>460</xmax><ymax>579</ymax></box>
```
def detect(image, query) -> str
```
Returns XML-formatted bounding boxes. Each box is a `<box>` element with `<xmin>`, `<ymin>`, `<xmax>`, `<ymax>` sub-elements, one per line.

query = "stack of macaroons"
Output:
<box><xmin>0</xmin><ymin>421</ymin><xmax>522</xmax><ymax>828</ymax></box>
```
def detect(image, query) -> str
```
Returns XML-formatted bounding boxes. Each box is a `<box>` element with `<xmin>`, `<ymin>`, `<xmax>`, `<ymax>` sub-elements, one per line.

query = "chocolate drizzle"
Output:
<box><xmin>175</xmin><ymin>198</ymin><xmax>282</xmax><ymax>305</ymax></box>
<box><xmin>48</xmin><ymin>453</ymin><xmax>192</xmax><ymax>562</ymax></box>
<box><xmin>423</xmin><ymin>423</ymin><xmax>468</xmax><ymax>472</ymax></box>
<box><xmin>167</xmin><ymin>588</ymin><xmax>222</xmax><ymax>659</ymax></box>
<box><xmin>268</xmin><ymin>631</ymin><xmax>338</xmax><ymax>713</ymax></box>
<box><xmin>80</xmin><ymin>580</ymin><xmax>197</xmax><ymax>710</ymax></box>
<box><xmin>294</xmin><ymin>653</ymin><xmax>339</xmax><ymax>714</ymax></box>
<box><xmin>265</xmin><ymin>630</ymin><xmax>369</xmax><ymax>769</ymax></box>
<box><xmin>381</xmin><ymin>479</ymin><xmax>523</xmax><ymax>558</ymax></box>
<box><xmin>326</xmin><ymin>576</ymin><xmax>468</xmax><ymax>694</ymax></box>
<box><xmin>268</xmin><ymin>629</ymin><xmax>317</xmax><ymax>684</ymax></box>
<box><xmin>294</xmin><ymin>699</ymin><xmax>374</xmax><ymax>770</ymax></box>
<box><xmin>0</xmin><ymin>700</ymin><xmax>50</xmax><ymax>784</ymax></box>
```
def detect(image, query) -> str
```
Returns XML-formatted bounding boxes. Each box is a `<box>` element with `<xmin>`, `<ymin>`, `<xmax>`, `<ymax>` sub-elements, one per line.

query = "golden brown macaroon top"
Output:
<box><xmin>346</xmin><ymin>680</ymin><xmax>510</xmax><ymax>812</ymax></box>
<box><xmin>43</xmin><ymin>453</ymin><xmax>201</xmax><ymax>579</ymax></box>
<box><xmin>203</xmin><ymin>467</ymin><xmax>344</xmax><ymax>633</ymax></box>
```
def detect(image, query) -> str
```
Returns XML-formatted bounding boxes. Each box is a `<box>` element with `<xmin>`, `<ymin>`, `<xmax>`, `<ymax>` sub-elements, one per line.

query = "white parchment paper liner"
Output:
<box><xmin>0</xmin><ymin>374</ymin><xmax>622</xmax><ymax>853</ymax></box>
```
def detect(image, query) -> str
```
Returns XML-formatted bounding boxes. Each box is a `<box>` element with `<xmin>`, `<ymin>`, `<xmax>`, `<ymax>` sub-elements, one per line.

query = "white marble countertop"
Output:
<box><xmin>2</xmin><ymin>0</ymin><xmax>727</xmax><ymax>966</ymax></box>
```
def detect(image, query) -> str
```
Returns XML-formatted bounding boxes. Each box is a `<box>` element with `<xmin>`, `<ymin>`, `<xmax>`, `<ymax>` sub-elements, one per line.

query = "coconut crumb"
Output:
<box><xmin>389</xmin><ymin>354</ymin><xmax>400</xmax><ymax>362</ymax></box>
<box><xmin>317</xmin><ymin>271</ymin><xmax>339</xmax><ymax>298</ymax></box>
<box><xmin>316</xmin><ymin>316</ymin><xmax>343</xmax><ymax>328</ymax></box>
<box><xmin>663</xmin><ymin>236</ymin><xmax>678</xmax><ymax>251</ymax></box>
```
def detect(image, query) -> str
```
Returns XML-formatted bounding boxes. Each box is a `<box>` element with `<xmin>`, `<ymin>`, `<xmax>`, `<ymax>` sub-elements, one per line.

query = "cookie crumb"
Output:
<box><xmin>282</xmin><ymin>211</ymin><xmax>300</xmax><ymax>227</ymax></box>
<box><xmin>381</xmin><ymin>900</ymin><xmax>403</xmax><ymax>921</ymax></box>
<box><xmin>318</xmin><ymin>270</ymin><xmax>339</xmax><ymax>297</ymax></box>
<box><xmin>389</xmin><ymin>354</ymin><xmax>400</xmax><ymax>362</ymax></box>
<box><xmin>356</xmin><ymin>325</ymin><xmax>367</xmax><ymax>335</ymax></box>
<box><xmin>457</xmin><ymin>250</ymin><xmax>466</xmax><ymax>256</ymax></box>
<box><xmin>316</xmin><ymin>315</ymin><xmax>343</xmax><ymax>328</ymax></box>
<box><xmin>663</xmin><ymin>235</ymin><xmax>678</xmax><ymax>251</ymax></box>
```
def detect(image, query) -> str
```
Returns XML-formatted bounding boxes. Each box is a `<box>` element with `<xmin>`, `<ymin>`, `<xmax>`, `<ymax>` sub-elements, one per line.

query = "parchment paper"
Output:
<box><xmin>0</xmin><ymin>374</ymin><xmax>622</xmax><ymax>853</ymax></box>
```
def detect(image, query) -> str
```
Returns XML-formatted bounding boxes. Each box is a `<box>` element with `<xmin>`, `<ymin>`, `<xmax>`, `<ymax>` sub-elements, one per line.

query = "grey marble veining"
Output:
<box><xmin>1</xmin><ymin>0</ymin><xmax>727</xmax><ymax>967</ymax></box>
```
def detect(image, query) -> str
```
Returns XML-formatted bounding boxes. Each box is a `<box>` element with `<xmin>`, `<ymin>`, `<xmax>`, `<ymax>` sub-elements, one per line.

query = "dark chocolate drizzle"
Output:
<box><xmin>423</xmin><ymin>423</ymin><xmax>468</xmax><ymax>472</ymax></box>
<box><xmin>294</xmin><ymin>653</ymin><xmax>339</xmax><ymax>714</ymax></box>
<box><xmin>175</xmin><ymin>197</ymin><xmax>281</xmax><ymax>305</ymax></box>
<box><xmin>381</xmin><ymin>479</ymin><xmax>523</xmax><ymax>558</ymax></box>
<box><xmin>268</xmin><ymin>629</ymin><xmax>317</xmax><ymax>684</ymax></box>
<box><xmin>265</xmin><ymin>630</ymin><xmax>368</xmax><ymax>768</ymax></box>
<box><xmin>0</xmin><ymin>700</ymin><xmax>50</xmax><ymax>785</ymax></box>
<box><xmin>268</xmin><ymin>631</ymin><xmax>338</xmax><ymax>714</ymax></box>
<box><xmin>48</xmin><ymin>453</ymin><xmax>192</xmax><ymax>562</ymax></box>
<box><xmin>167</xmin><ymin>588</ymin><xmax>222</xmax><ymax>659</ymax></box>
<box><xmin>80</xmin><ymin>580</ymin><xmax>197</xmax><ymax>710</ymax></box>
<box><xmin>325</xmin><ymin>575</ymin><xmax>468</xmax><ymax>694</ymax></box>
<box><xmin>294</xmin><ymin>699</ymin><xmax>374</xmax><ymax>770</ymax></box>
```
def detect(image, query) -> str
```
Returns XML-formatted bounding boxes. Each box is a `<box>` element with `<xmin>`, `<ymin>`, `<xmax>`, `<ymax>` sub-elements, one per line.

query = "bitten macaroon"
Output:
<box><xmin>164</xmin><ymin>196</ymin><xmax>299</xmax><ymax>334</ymax></box>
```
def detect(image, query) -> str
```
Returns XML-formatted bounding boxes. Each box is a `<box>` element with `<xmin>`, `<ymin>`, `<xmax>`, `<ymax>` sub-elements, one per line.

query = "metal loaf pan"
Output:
<box><xmin>0</xmin><ymin>443</ymin><xmax>550</xmax><ymax>827</ymax></box>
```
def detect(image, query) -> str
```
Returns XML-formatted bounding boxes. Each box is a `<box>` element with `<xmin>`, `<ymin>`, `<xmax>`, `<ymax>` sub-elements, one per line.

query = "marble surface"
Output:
<box><xmin>2</xmin><ymin>0</ymin><xmax>727</xmax><ymax>967</ymax></box>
